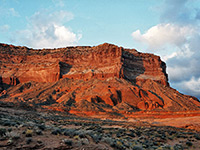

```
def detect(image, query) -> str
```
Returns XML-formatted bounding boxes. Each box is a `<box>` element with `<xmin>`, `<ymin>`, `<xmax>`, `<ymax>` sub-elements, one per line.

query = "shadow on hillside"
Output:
<box><xmin>59</xmin><ymin>61</ymin><xmax>72</xmax><ymax>78</ymax></box>
<box><xmin>121</xmin><ymin>50</ymin><xmax>145</xmax><ymax>84</ymax></box>
<box><xmin>0</xmin><ymin>76</ymin><xmax>19</xmax><ymax>93</ymax></box>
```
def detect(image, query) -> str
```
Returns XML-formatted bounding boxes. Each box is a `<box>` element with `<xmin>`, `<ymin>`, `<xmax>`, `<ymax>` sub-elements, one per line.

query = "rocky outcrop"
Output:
<box><xmin>0</xmin><ymin>43</ymin><xmax>199</xmax><ymax>112</ymax></box>
<box><xmin>0</xmin><ymin>43</ymin><xmax>168</xmax><ymax>85</ymax></box>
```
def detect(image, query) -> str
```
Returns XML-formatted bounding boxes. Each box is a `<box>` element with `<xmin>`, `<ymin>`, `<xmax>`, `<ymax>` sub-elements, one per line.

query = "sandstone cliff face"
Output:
<box><xmin>0</xmin><ymin>43</ymin><xmax>168</xmax><ymax>85</ymax></box>
<box><xmin>0</xmin><ymin>43</ymin><xmax>199</xmax><ymax>112</ymax></box>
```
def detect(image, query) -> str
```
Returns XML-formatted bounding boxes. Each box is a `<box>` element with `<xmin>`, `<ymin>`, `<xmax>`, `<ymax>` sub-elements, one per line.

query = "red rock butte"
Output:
<box><xmin>0</xmin><ymin>43</ymin><xmax>200</xmax><ymax>114</ymax></box>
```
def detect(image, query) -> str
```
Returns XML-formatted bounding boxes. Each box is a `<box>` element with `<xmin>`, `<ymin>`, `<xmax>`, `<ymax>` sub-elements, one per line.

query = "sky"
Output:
<box><xmin>0</xmin><ymin>0</ymin><xmax>200</xmax><ymax>99</ymax></box>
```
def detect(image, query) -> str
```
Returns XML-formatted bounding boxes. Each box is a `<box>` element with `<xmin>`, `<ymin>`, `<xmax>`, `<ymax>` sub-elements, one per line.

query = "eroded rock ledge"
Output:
<box><xmin>0</xmin><ymin>43</ymin><xmax>199</xmax><ymax>112</ymax></box>
<box><xmin>0</xmin><ymin>43</ymin><xmax>168</xmax><ymax>86</ymax></box>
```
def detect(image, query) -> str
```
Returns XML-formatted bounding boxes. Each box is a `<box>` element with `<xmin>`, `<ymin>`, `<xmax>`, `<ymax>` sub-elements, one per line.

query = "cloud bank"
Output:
<box><xmin>12</xmin><ymin>10</ymin><xmax>81</xmax><ymax>49</ymax></box>
<box><xmin>132</xmin><ymin>0</ymin><xmax>200</xmax><ymax>99</ymax></box>
<box><xmin>132</xmin><ymin>23</ymin><xmax>194</xmax><ymax>50</ymax></box>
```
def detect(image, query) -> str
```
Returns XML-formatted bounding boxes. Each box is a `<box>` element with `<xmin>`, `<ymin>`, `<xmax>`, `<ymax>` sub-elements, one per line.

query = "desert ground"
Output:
<box><xmin>0</xmin><ymin>106</ymin><xmax>200</xmax><ymax>150</ymax></box>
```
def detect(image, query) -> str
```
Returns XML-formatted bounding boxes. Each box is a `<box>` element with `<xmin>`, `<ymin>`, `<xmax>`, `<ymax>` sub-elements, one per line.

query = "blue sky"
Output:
<box><xmin>0</xmin><ymin>0</ymin><xmax>161</xmax><ymax>48</ymax></box>
<box><xmin>0</xmin><ymin>0</ymin><xmax>200</xmax><ymax>99</ymax></box>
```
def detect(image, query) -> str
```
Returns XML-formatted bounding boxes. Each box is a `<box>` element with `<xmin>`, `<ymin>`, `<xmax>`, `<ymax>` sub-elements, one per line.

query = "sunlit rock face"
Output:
<box><xmin>0</xmin><ymin>43</ymin><xmax>199</xmax><ymax>113</ymax></box>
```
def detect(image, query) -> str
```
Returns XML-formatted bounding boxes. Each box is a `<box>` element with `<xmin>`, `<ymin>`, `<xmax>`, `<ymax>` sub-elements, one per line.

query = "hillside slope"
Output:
<box><xmin>0</xmin><ymin>43</ymin><xmax>199</xmax><ymax>113</ymax></box>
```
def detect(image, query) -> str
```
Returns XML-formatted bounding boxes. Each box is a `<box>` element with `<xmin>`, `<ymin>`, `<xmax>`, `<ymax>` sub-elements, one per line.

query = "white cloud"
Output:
<box><xmin>12</xmin><ymin>10</ymin><xmax>81</xmax><ymax>48</ymax></box>
<box><xmin>8</xmin><ymin>8</ymin><xmax>20</xmax><ymax>17</ymax></box>
<box><xmin>167</xmin><ymin>66</ymin><xmax>191</xmax><ymax>83</ymax></box>
<box><xmin>0</xmin><ymin>25</ymin><xmax>10</xmax><ymax>32</ymax></box>
<box><xmin>52</xmin><ymin>0</ymin><xmax>65</xmax><ymax>7</ymax></box>
<box><xmin>132</xmin><ymin>23</ymin><xmax>194</xmax><ymax>50</ymax></box>
<box><xmin>173</xmin><ymin>77</ymin><xmax>200</xmax><ymax>97</ymax></box>
<box><xmin>0</xmin><ymin>7</ymin><xmax>20</xmax><ymax>17</ymax></box>
<box><xmin>30</xmin><ymin>10</ymin><xmax>74</xmax><ymax>26</ymax></box>
<box><xmin>184</xmin><ymin>77</ymin><xmax>200</xmax><ymax>93</ymax></box>
<box><xmin>18</xmin><ymin>24</ymin><xmax>81</xmax><ymax>49</ymax></box>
